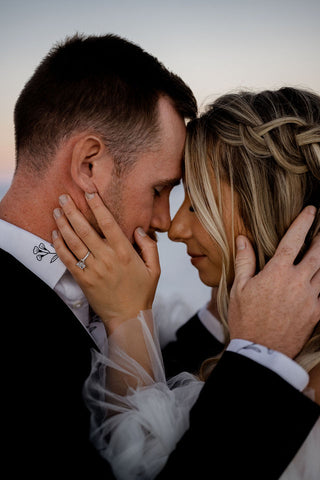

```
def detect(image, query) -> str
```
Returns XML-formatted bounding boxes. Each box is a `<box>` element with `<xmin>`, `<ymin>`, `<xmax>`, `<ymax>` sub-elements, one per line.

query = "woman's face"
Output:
<box><xmin>168</xmin><ymin>180</ymin><xmax>245</xmax><ymax>287</ymax></box>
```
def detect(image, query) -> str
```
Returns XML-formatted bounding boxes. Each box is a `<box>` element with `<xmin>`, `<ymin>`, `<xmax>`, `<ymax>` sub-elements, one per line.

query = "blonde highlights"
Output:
<box><xmin>185</xmin><ymin>87</ymin><xmax>320</xmax><ymax>378</ymax></box>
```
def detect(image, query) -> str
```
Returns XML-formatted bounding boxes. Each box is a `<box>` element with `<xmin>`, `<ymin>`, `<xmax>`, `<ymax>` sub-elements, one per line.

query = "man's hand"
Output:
<box><xmin>228</xmin><ymin>206</ymin><xmax>320</xmax><ymax>358</ymax></box>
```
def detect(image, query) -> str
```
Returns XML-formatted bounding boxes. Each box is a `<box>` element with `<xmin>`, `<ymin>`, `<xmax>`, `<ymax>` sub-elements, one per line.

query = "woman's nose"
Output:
<box><xmin>168</xmin><ymin>201</ymin><xmax>191</xmax><ymax>243</ymax></box>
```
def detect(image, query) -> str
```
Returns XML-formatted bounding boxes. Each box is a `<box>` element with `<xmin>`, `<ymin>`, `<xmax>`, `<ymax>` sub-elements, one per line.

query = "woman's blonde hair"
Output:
<box><xmin>185</xmin><ymin>87</ymin><xmax>320</xmax><ymax>378</ymax></box>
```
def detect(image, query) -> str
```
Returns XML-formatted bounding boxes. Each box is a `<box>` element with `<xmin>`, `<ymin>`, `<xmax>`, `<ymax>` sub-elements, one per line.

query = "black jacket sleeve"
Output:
<box><xmin>157</xmin><ymin>351</ymin><xmax>320</xmax><ymax>480</ymax></box>
<box><xmin>162</xmin><ymin>313</ymin><xmax>224</xmax><ymax>378</ymax></box>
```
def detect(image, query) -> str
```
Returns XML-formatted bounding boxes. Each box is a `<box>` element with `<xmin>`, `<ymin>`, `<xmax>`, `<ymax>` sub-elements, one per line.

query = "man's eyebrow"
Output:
<box><xmin>155</xmin><ymin>178</ymin><xmax>181</xmax><ymax>188</ymax></box>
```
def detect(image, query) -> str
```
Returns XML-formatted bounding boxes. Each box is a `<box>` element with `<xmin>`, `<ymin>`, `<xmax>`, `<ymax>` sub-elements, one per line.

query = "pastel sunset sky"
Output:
<box><xmin>1</xmin><ymin>0</ymin><xmax>319</xmax><ymax>320</ymax></box>
<box><xmin>1</xmin><ymin>0</ymin><xmax>320</xmax><ymax>181</ymax></box>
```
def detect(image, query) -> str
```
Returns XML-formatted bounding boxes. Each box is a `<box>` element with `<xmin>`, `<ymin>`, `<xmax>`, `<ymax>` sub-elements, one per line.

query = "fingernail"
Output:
<box><xmin>85</xmin><ymin>192</ymin><xmax>95</xmax><ymax>200</ymax></box>
<box><xmin>53</xmin><ymin>208</ymin><xmax>62</xmax><ymax>219</ymax></box>
<box><xmin>52</xmin><ymin>230</ymin><xmax>58</xmax><ymax>240</ymax></box>
<box><xmin>236</xmin><ymin>236</ymin><xmax>246</xmax><ymax>250</ymax></box>
<box><xmin>59</xmin><ymin>194</ymin><xmax>69</xmax><ymax>206</ymax></box>
<box><xmin>137</xmin><ymin>227</ymin><xmax>147</xmax><ymax>237</ymax></box>
<box><xmin>306</xmin><ymin>205</ymin><xmax>316</xmax><ymax>215</ymax></box>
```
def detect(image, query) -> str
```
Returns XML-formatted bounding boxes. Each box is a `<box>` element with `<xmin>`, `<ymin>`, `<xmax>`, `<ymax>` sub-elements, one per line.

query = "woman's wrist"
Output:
<box><xmin>101</xmin><ymin>307</ymin><xmax>152</xmax><ymax>336</ymax></box>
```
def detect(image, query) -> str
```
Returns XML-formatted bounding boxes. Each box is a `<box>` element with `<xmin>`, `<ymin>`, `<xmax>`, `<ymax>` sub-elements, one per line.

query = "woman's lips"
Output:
<box><xmin>188</xmin><ymin>252</ymin><xmax>207</xmax><ymax>266</ymax></box>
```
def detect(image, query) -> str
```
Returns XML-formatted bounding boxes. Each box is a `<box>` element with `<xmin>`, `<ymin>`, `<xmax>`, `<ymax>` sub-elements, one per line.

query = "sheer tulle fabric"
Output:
<box><xmin>83</xmin><ymin>311</ymin><xmax>204</xmax><ymax>480</ymax></box>
<box><xmin>83</xmin><ymin>311</ymin><xmax>320</xmax><ymax>480</ymax></box>
<box><xmin>279</xmin><ymin>418</ymin><xmax>320</xmax><ymax>480</ymax></box>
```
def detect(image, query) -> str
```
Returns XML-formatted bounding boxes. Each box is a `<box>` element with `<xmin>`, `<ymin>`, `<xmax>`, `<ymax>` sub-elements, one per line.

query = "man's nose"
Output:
<box><xmin>150</xmin><ymin>197</ymin><xmax>172</xmax><ymax>233</ymax></box>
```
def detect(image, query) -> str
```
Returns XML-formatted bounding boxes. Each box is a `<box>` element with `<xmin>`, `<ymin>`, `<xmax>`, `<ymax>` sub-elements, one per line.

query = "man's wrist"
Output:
<box><xmin>227</xmin><ymin>339</ymin><xmax>309</xmax><ymax>391</ymax></box>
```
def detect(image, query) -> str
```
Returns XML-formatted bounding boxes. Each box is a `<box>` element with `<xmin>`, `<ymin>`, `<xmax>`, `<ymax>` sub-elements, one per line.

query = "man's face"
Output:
<box><xmin>95</xmin><ymin>97</ymin><xmax>187</xmax><ymax>242</ymax></box>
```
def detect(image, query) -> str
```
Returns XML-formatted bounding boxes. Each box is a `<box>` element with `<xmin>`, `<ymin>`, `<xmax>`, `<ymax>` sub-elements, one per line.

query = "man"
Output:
<box><xmin>0</xmin><ymin>33</ymin><xmax>319</xmax><ymax>478</ymax></box>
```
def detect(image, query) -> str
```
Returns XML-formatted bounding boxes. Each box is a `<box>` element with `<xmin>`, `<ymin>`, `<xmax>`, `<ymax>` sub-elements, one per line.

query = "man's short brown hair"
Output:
<box><xmin>14</xmin><ymin>33</ymin><xmax>197</xmax><ymax>174</ymax></box>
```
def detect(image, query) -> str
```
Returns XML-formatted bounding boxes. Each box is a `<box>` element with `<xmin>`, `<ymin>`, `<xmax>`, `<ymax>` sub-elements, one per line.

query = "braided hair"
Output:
<box><xmin>185</xmin><ymin>87</ymin><xmax>320</xmax><ymax>377</ymax></box>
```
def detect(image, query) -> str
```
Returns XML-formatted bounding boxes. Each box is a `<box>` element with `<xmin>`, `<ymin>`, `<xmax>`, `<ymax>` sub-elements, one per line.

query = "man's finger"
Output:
<box><xmin>297</xmin><ymin>233</ymin><xmax>320</xmax><ymax>280</ymax></box>
<box><xmin>232</xmin><ymin>235</ymin><xmax>256</xmax><ymax>290</ymax></box>
<box><xmin>273</xmin><ymin>206</ymin><xmax>316</xmax><ymax>264</ymax></box>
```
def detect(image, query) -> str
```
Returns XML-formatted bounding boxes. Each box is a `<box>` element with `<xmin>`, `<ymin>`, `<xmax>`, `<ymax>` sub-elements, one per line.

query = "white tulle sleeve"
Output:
<box><xmin>83</xmin><ymin>311</ymin><xmax>204</xmax><ymax>480</ymax></box>
<box><xmin>279</xmin><ymin>416</ymin><xmax>320</xmax><ymax>480</ymax></box>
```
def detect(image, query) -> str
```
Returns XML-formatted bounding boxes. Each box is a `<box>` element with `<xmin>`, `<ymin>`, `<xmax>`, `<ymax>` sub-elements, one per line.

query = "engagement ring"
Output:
<box><xmin>76</xmin><ymin>250</ymin><xmax>91</xmax><ymax>270</ymax></box>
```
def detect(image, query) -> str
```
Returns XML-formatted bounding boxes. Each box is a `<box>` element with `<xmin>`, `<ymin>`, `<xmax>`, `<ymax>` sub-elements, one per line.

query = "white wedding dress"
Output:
<box><xmin>83</xmin><ymin>312</ymin><xmax>320</xmax><ymax>480</ymax></box>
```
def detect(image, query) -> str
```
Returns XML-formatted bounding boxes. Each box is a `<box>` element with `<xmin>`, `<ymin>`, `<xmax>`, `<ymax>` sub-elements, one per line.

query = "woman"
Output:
<box><xmin>170</xmin><ymin>87</ymin><xmax>320</xmax><ymax>380</ymax></box>
<box><xmin>53</xmin><ymin>87</ymin><xmax>320</xmax><ymax>479</ymax></box>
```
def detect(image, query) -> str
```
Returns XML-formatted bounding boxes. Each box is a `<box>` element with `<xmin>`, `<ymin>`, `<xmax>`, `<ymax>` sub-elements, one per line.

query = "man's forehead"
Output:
<box><xmin>130</xmin><ymin>144</ymin><xmax>184</xmax><ymax>185</ymax></box>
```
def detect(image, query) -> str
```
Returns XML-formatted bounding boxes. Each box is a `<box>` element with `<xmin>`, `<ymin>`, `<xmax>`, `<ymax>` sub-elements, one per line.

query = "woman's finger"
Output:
<box><xmin>51</xmin><ymin>228</ymin><xmax>81</xmax><ymax>272</ymax></box>
<box><xmin>134</xmin><ymin>227</ymin><xmax>161</xmax><ymax>278</ymax></box>
<box><xmin>58</xmin><ymin>194</ymin><xmax>107</xmax><ymax>254</ymax></box>
<box><xmin>53</xmin><ymin>207</ymin><xmax>94</xmax><ymax>267</ymax></box>
<box><xmin>85</xmin><ymin>192</ymin><xmax>131</xmax><ymax>248</ymax></box>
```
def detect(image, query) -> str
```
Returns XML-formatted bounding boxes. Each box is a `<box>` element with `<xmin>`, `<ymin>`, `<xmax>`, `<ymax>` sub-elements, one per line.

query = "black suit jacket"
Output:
<box><xmin>1</xmin><ymin>248</ymin><xmax>319</xmax><ymax>479</ymax></box>
<box><xmin>1</xmin><ymin>249</ymin><xmax>112</xmax><ymax>477</ymax></box>
<box><xmin>162</xmin><ymin>313</ymin><xmax>225</xmax><ymax>378</ymax></box>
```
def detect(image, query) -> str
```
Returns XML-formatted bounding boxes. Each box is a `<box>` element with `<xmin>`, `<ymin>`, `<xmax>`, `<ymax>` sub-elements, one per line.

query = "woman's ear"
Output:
<box><xmin>70</xmin><ymin>135</ymin><xmax>109</xmax><ymax>192</ymax></box>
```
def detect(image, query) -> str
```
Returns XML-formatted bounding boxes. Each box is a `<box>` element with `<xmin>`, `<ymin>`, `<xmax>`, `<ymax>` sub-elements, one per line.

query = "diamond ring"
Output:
<box><xmin>76</xmin><ymin>250</ymin><xmax>91</xmax><ymax>270</ymax></box>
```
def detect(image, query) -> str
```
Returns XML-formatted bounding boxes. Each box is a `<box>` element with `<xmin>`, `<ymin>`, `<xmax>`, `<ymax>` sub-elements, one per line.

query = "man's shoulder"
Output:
<box><xmin>1</xmin><ymin>247</ymin><xmax>56</xmax><ymax>297</ymax></box>
<box><xmin>0</xmin><ymin>248</ymin><xmax>96</xmax><ymax>352</ymax></box>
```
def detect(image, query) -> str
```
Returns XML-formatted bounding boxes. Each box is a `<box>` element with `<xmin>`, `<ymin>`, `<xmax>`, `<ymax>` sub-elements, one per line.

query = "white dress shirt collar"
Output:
<box><xmin>197</xmin><ymin>304</ymin><xmax>226</xmax><ymax>344</ymax></box>
<box><xmin>0</xmin><ymin>218</ymin><xmax>107</xmax><ymax>353</ymax></box>
<box><xmin>0</xmin><ymin>218</ymin><xmax>67</xmax><ymax>289</ymax></box>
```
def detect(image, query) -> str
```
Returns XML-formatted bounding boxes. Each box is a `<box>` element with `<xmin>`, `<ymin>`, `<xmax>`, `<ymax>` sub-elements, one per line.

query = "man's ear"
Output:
<box><xmin>70</xmin><ymin>135</ymin><xmax>109</xmax><ymax>192</ymax></box>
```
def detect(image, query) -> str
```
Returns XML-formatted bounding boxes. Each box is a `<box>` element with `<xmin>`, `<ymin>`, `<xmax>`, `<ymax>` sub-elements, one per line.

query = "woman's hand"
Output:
<box><xmin>52</xmin><ymin>192</ymin><xmax>160</xmax><ymax>334</ymax></box>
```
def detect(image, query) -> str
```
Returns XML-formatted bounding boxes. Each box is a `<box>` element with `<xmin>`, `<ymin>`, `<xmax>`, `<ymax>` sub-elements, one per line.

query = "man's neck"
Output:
<box><xmin>0</xmin><ymin>174</ymin><xmax>60</xmax><ymax>242</ymax></box>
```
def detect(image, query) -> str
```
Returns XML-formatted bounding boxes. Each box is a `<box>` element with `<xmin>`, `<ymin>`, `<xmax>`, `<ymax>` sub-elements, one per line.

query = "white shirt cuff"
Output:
<box><xmin>227</xmin><ymin>339</ymin><xmax>309</xmax><ymax>392</ymax></box>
